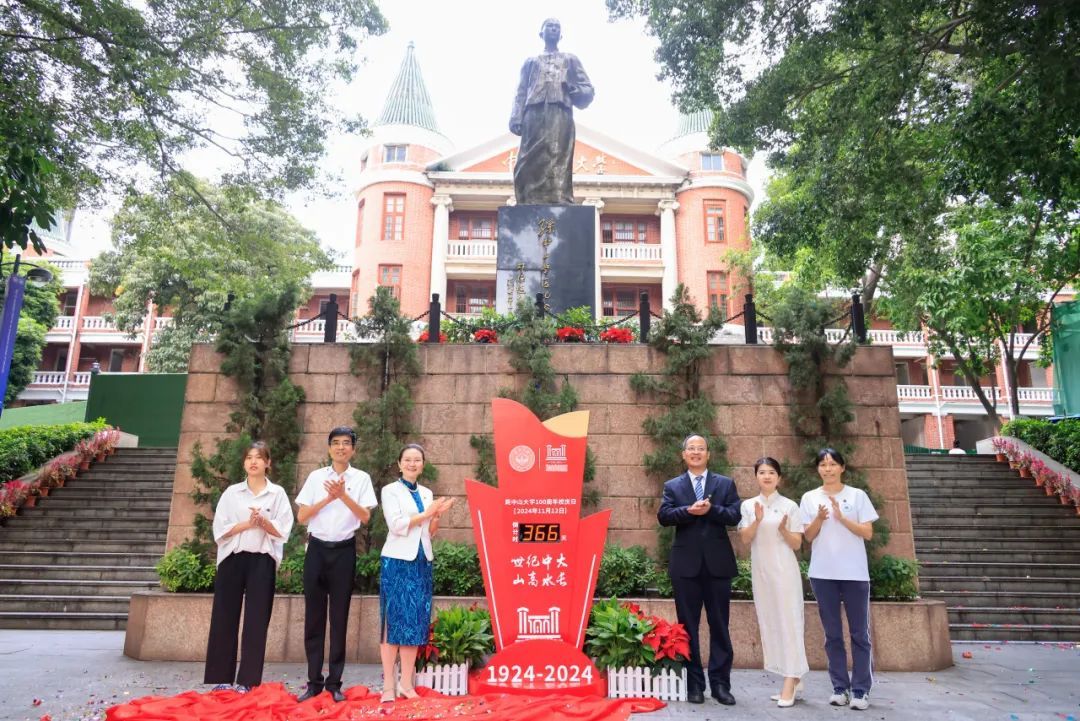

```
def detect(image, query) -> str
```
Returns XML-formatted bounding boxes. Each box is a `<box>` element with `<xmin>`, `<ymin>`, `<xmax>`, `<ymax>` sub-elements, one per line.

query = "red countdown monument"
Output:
<box><xmin>466</xmin><ymin>399</ymin><xmax>611</xmax><ymax>696</ymax></box>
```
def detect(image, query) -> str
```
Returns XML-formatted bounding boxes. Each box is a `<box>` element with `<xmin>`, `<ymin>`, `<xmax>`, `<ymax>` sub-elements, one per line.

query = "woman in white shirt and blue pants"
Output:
<box><xmin>203</xmin><ymin>442</ymin><xmax>295</xmax><ymax>691</ymax></box>
<box><xmin>800</xmin><ymin>448</ymin><xmax>879</xmax><ymax>711</ymax></box>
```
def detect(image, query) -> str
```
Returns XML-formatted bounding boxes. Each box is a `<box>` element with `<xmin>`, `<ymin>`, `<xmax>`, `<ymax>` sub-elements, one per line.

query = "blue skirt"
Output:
<box><xmin>379</xmin><ymin>550</ymin><xmax>433</xmax><ymax>646</ymax></box>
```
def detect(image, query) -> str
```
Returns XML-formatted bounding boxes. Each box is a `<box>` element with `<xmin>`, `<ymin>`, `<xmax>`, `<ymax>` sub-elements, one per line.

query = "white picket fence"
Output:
<box><xmin>606</xmin><ymin>667</ymin><xmax>687</xmax><ymax>702</ymax></box>
<box><xmin>415</xmin><ymin>663</ymin><xmax>469</xmax><ymax>696</ymax></box>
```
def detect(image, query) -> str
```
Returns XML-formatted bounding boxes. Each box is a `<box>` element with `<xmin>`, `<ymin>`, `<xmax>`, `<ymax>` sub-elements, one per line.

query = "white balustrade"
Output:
<box><xmin>81</xmin><ymin>316</ymin><xmax>117</xmax><ymax>331</ymax></box>
<box><xmin>154</xmin><ymin>316</ymin><xmax>174</xmax><ymax>330</ymax></box>
<box><xmin>53</xmin><ymin>316</ymin><xmax>75</xmax><ymax>330</ymax></box>
<box><xmin>868</xmin><ymin>329</ymin><xmax>925</xmax><ymax>344</ymax></box>
<box><xmin>31</xmin><ymin>371</ymin><xmax>66</xmax><ymax>385</ymax></box>
<box><xmin>756</xmin><ymin>327</ymin><xmax>775</xmax><ymax>343</ymax></box>
<box><xmin>897</xmin><ymin>385</ymin><xmax>933</xmax><ymax>400</ymax></box>
<box><xmin>446</xmin><ymin>240</ymin><xmax>497</xmax><ymax>259</ymax></box>
<box><xmin>1017</xmin><ymin>387</ymin><xmax>1054</xmax><ymax>402</ymax></box>
<box><xmin>48</xmin><ymin>259</ymin><xmax>88</xmax><ymax>271</ymax></box>
<box><xmin>72</xmin><ymin>372</ymin><xmax>91</xmax><ymax>385</ymax></box>
<box><xmin>332</xmin><ymin>264</ymin><xmax>352</xmax><ymax>273</ymax></box>
<box><xmin>599</xmin><ymin>243</ymin><xmax>663</xmax><ymax>262</ymax></box>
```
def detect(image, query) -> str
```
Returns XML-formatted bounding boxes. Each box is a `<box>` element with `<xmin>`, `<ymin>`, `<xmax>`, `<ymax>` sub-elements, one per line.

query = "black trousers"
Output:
<box><xmin>671</xmin><ymin>571</ymin><xmax>733</xmax><ymax>694</ymax></box>
<box><xmin>303</xmin><ymin>537</ymin><xmax>356</xmax><ymax>691</ymax></box>
<box><xmin>204</xmin><ymin>551</ymin><xmax>276</xmax><ymax>687</ymax></box>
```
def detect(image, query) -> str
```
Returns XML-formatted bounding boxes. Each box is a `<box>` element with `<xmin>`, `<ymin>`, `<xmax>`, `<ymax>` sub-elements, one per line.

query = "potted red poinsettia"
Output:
<box><xmin>473</xmin><ymin>329</ymin><xmax>498</xmax><ymax>344</ymax></box>
<box><xmin>586</xmin><ymin>599</ymin><xmax>690</xmax><ymax>702</ymax></box>
<box><xmin>599</xmin><ymin>327</ymin><xmax>634</xmax><ymax>344</ymax></box>
<box><xmin>418</xmin><ymin>330</ymin><xmax>449</xmax><ymax>343</ymax></box>
<box><xmin>556</xmin><ymin>326</ymin><xmax>586</xmax><ymax>343</ymax></box>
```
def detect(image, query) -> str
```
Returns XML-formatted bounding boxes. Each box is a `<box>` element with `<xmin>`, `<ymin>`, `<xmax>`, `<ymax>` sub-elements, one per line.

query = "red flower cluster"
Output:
<box><xmin>473</xmin><ymin>329</ymin><xmax>498</xmax><ymax>343</ymax></box>
<box><xmin>556</xmin><ymin>326</ymin><xmax>586</xmax><ymax>342</ymax></box>
<box><xmin>417</xmin><ymin>624</ymin><xmax>439</xmax><ymax>668</ymax></box>
<box><xmin>620</xmin><ymin>602</ymin><xmax>691</xmax><ymax>664</ymax></box>
<box><xmin>417</xmin><ymin>330</ymin><xmax>449</xmax><ymax>343</ymax></box>
<box><xmin>599</xmin><ymin>327</ymin><xmax>633</xmax><ymax>344</ymax></box>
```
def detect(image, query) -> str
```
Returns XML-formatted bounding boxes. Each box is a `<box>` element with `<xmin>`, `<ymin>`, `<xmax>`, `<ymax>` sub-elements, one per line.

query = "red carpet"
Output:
<box><xmin>105</xmin><ymin>683</ymin><xmax>666</xmax><ymax>721</ymax></box>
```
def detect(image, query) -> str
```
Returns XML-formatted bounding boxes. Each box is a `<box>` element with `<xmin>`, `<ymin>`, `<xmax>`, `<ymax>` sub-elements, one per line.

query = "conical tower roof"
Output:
<box><xmin>376</xmin><ymin>42</ymin><xmax>440</xmax><ymax>133</ymax></box>
<box><xmin>672</xmin><ymin>109</ymin><xmax>713</xmax><ymax>139</ymax></box>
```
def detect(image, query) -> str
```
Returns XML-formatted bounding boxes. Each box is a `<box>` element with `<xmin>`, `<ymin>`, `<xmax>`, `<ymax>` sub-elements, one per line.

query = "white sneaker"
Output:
<box><xmin>829</xmin><ymin>690</ymin><xmax>850</xmax><ymax>706</ymax></box>
<box><xmin>849</xmin><ymin>693</ymin><xmax>869</xmax><ymax>710</ymax></box>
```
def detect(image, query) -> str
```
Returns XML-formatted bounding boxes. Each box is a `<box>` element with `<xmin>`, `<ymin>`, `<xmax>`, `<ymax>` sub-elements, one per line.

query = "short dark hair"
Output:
<box><xmin>246</xmin><ymin>441</ymin><xmax>271</xmax><ymax>464</ymax></box>
<box><xmin>328</xmin><ymin>426</ymin><xmax>357</xmax><ymax>446</ymax></box>
<box><xmin>816</xmin><ymin>447</ymin><xmax>846</xmax><ymax>467</ymax></box>
<box><xmin>399</xmin><ymin>443</ymin><xmax>426</xmax><ymax>462</ymax></box>
<box><xmin>681</xmin><ymin>434</ymin><xmax>708</xmax><ymax>450</ymax></box>
<box><xmin>753</xmin><ymin>456</ymin><xmax>782</xmax><ymax>476</ymax></box>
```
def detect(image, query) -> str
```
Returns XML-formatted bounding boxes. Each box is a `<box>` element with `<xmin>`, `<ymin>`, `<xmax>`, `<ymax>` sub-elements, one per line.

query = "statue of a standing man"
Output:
<box><xmin>510</xmin><ymin>18</ymin><xmax>594</xmax><ymax>206</ymax></box>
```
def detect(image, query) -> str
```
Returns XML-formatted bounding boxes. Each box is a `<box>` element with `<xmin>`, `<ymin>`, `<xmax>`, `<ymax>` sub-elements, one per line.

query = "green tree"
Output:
<box><xmin>89</xmin><ymin>177</ymin><xmax>330</xmax><ymax>372</ymax></box>
<box><xmin>609</xmin><ymin>0</ymin><xmax>1079</xmax><ymax>313</ymax></box>
<box><xmin>882</xmin><ymin>192</ymin><xmax>1078</xmax><ymax>425</ymax></box>
<box><xmin>0</xmin><ymin>254</ymin><xmax>62</xmax><ymax>404</ymax></box>
<box><xmin>1</xmin><ymin>0</ymin><xmax>387</xmax><ymax>215</ymax></box>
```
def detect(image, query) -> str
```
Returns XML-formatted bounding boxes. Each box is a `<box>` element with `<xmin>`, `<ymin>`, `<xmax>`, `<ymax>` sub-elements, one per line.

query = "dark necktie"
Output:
<box><xmin>694</xmin><ymin>475</ymin><xmax>704</xmax><ymax>502</ymax></box>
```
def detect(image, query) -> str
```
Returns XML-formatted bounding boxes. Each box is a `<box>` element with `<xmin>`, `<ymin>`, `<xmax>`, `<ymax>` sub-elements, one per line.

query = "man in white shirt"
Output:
<box><xmin>295</xmin><ymin>427</ymin><xmax>377</xmax><ymax>702</ymax></box>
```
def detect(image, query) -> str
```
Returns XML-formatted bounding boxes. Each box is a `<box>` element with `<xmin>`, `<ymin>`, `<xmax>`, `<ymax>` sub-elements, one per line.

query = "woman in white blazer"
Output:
<box><xmin>378</xmin><ymin>444</ymin><xmax>454</xmax><ymax>703</ymax></box>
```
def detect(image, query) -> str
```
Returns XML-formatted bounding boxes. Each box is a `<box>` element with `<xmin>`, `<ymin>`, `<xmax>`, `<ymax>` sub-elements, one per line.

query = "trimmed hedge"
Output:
<box><xmin>0</xmin><ymin>420</ymin><xmax>106</xmax><ymax>483</ymax></box>
<box><xmin>1002</xmin><ymin>418</ymin><xmax>1080</xmax><ymax>473</ymax></box>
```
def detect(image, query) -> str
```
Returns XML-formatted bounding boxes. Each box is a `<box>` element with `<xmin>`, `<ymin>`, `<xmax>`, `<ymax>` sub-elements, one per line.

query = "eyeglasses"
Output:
<box><xmin>330</xmin><ymin>441</ymin><xmax>354</xmax><ymax>448</ymax></box>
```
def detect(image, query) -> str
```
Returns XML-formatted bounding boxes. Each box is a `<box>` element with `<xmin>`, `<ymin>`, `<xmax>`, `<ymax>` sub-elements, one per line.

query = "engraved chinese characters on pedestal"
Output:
<box><xmin>466</xmin><ymin>399</ymin><xmax>610</xmax><ymax>696</ymax></box>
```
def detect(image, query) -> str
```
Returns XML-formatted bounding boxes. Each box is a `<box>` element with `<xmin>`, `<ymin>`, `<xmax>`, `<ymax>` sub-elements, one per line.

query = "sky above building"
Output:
<box><xmin>74</xmin><ymin>0</ymin><xmax>768</xmax><ymax>260</ymax></box>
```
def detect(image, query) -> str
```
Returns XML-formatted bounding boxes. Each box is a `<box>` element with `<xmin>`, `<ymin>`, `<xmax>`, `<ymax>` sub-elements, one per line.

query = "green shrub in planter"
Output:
<box><xmin>276</xmin><ymin>549</ymin><xmax>305</xmax><ymax>594</ymax></box>
<box><xmin>1002</xmin><ymin>418</ymin><xmax>1080</xmax><ymax>472</ymax></box>
<box><xmin>730</xmin><ymin>559</ymin><xmax>754</xmax><ymax>599</ymax></box>
<box><xmin>432</xmin><ymin>541</ymin><xmax>484</xmax><ymax>596</ymax></box>
<box><xmin>355</xmin><ymin>548</ymin><xmax>381</xmax><ymax>594</ymax></box>
<box><xmin>156</xmin><ymin>546</ymin><xmax>215</xmax><ymax>592</ymax></box>
<box><xmin>868</xmin><ymin>555</ymin><xmax>920</xmax><ymax>600</ymax></box>
<box><xmin>595</xmin><ymin>545</ymin><xmax>655</xmax><ymax>598</ymax></box>
<box><xmin>0</xmin><ymin>420</ymin><xmax>106</xmax><ymax>483</ymax></box>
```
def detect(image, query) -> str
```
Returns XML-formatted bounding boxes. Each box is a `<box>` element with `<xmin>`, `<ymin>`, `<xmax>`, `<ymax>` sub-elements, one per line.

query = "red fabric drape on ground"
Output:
<box><xmin>106</xmin><ymin>683</ymin><xmax>665</xmax><ymax>721</ymax></box>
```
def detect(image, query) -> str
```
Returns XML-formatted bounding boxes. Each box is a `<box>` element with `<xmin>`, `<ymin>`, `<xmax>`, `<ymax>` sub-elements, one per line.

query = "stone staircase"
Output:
<box><xmin>0</xmin><ymin>447</ymin><xmax>175</xmax><ymax>630</ymax></box>
<box><xmin>908</xmin><ymin>454</ymin><xmax>1080</xmax><ymax>642</ymax></box>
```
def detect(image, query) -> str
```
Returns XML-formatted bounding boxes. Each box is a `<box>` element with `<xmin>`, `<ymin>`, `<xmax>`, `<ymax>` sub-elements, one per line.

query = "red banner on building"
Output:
<box><xmin>466</xmin><ymin>399</ymin><xmax>610</xmax><ymax>695</ymax></box>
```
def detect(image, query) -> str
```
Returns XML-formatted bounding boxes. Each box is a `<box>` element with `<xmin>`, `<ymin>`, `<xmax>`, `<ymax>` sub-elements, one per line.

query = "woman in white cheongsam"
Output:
<box><xmin>738</xmin><ymin>457</ymin><xmax>809</xmax><ymax>707</ymax></box>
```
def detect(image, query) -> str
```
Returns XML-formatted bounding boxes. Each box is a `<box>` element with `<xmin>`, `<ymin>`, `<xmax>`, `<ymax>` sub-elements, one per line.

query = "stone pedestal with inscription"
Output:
<box><xmin>496</xmin><ymin>205</ymin><xmax>595</xmax><ymax>315</ymax></box>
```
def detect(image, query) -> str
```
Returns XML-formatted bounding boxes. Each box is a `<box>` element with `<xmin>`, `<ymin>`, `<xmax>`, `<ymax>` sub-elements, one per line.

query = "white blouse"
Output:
<box><xmin>213</xmin><ymin>479</ymin><xmax>295</xmax><ymax>568</ymax></box>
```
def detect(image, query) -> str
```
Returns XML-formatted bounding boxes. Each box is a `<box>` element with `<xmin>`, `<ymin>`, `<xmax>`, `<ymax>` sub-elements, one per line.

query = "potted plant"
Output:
<box><xmin>415</xmin><ymin>605</ymin><xmax>494</xmax><ymax>695</ymax></box>
<box><xmin>1030</xmin><ymin>458</ymin><xmax>1047</xmax><ymax>487</ymax></box>
<box><xmin>1017</xmin><ymin>453</ymin><xmax>1033</xmax><ymax>478</ymax></box>
<box><xmin>473</xmin><ymin>328</ymin><xmax>498</xmax><ymax>344</ymax></box>
<box><xmin>991</xmin><ymin>437</ymin><xmax>1007</xmax><ymax>463</ymax></box>
<box><xmin>417</xmin><ymin>330</ymin><xmax>449</xmax><ymax>343</ymax></box>
<box><xmin>585</xmin><ymin>599</ymin><xmax>689</xmax><ymax>702</ymax></box>
<box><xmin>599</xmin><ymin>327</ymin><xmax>634</xmax><ymax>344</ymax></box>
<box><xmin>556</xmin><ymin>326</ymin><xmax>586</xmax><ymax>343</ymax></box>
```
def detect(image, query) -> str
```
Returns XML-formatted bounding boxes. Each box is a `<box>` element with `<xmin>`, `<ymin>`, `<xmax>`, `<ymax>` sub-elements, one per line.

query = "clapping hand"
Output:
<box><xmin>816</xmin><ymin>504</ymin><xmax>829</xmax><ymax>522</ymax></box>
<box><xmin>248</xmin><ymin>506</ymin><xmax>267</xmax><ymax>531</ymax></box>
<box><xmin>754</xmin><ymin>501</ymin><xmax>765</xmax><ymax>523</ymax></box>
<box><xmin>431</xmin><ymin>497</ymin><xmax>455</xmax><ymax>518</ymax></box>
<box><xmin>688</xmin><ymin>498</ymin><xmax>711</xmax><ymax>516</ymax></box>
<box><xmin>324</xmin><ymin>477</ymin><xmax>346</xmax><ymax>500</ymax></box>
<box><xmin>829</xmin><ymin>495</ymin><xmax>844</xmax><ymax>521</ymax></box>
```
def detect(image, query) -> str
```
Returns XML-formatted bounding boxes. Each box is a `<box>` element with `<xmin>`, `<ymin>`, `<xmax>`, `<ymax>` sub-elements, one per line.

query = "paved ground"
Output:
<box><xmin>1</xmin><ymin>631</ymin><xmax>1078</xmax><ymax>721</ymax></box>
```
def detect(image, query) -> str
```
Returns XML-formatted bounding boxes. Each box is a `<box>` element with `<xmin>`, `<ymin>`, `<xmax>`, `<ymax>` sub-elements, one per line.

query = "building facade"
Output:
<box><xmin>17</xmin><ymin>44</ymin><xmax>1063</xmax><ymax>448</ymax></box>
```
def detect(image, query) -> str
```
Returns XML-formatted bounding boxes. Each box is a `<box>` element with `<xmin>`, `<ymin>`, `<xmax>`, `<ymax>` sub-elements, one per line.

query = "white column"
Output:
<box><xmin>657</xmin><ymin>199</ymin><xmax>680</xmax><ymax>310</ymax></box>
<box><xmin>583</xmin><ymin>198</ymin><xmax>605</xmax><ymax>319</ymax></box>
<box><xmin>429</xmin><ymin>194</ymin><xmax>453</xmax><ymax>306</ymax></box>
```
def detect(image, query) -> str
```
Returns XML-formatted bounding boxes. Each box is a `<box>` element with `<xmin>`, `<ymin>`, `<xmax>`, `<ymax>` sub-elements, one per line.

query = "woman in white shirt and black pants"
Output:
<box><xmin>203</xmin><ymin>442</ymin><xmax>295</xmax><ymax>692</ymax></box>
<box><xmin>800</xmin><ymin>448</ymin><xmax>879</xmax><ymax>711</ymax></box>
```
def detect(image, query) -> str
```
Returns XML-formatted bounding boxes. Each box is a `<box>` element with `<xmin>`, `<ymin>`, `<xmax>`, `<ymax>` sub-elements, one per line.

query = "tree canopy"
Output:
<box><xmin>89</xmin><ymin>177</ymin><xmax>330</xmax><ymax>372</ymax></box>
<box><xmin>610</xmin><ymin>0</ymin><xmax>1079</xmax><ymax>289</ymax></box>
<box><xmin>1</xmin><ymin>0</ymin><xmax>387</xmax><ymax>250</ymax></box>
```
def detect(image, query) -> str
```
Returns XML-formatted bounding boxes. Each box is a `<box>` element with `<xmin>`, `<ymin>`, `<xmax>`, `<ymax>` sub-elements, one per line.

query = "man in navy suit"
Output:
<box><xmin>658</xmin><ymin>434</ymin><xmax>741</xmax><ymax>705</ymax></box>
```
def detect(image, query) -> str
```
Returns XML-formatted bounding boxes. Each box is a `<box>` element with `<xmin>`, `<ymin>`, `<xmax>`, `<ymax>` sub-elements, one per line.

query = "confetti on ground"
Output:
<box><xmin>963</xmin><ymin>652</ymin><xmax>974</xmax><ymax>659</ymax></box>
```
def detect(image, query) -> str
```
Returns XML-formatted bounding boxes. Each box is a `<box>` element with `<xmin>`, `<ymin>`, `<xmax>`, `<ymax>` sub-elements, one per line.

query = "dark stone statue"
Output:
<box><xmin>509</xmin><ymin>18</ymin><xmax>594</xmax><ymax>206</ymax></box>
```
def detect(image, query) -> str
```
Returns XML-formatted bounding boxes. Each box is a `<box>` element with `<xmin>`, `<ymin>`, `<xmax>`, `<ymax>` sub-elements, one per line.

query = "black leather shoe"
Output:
<box><xmin>297</xmin><ymin>685</ymin><xmax>323</xmax><ymax>702</ymax></box>
<box><xmin>687</xmin><ymin>690</ymin><xmax>705</xmax><ymax>704</ymax></box>
<box><xmin>329</xmin><ymin>689</ymin><xmax>346</xmax><ymax>703</ymax></box>
<box><xmin>712</xmin><ymin>687</ymin><xmax>736</xmax><ymax>705</ymax></box>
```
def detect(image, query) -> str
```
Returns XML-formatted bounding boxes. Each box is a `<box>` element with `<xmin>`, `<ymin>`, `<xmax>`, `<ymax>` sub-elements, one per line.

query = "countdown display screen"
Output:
<box><xmin>515</xmin><ymin>522</ymin><xmax>561</xmax><ymax>543</ymax></box>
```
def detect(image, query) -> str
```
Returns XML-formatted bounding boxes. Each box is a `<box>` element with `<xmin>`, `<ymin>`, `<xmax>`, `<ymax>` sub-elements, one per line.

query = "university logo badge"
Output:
<box><xmin>466</xmin><ymin>399</ymin><xmax>610</xmax><ymax>696</ymax></box>
<box><xmin>509</xmin><ymin>444</ymin><xmax>536</xmax><ymax>472</ymax></box>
